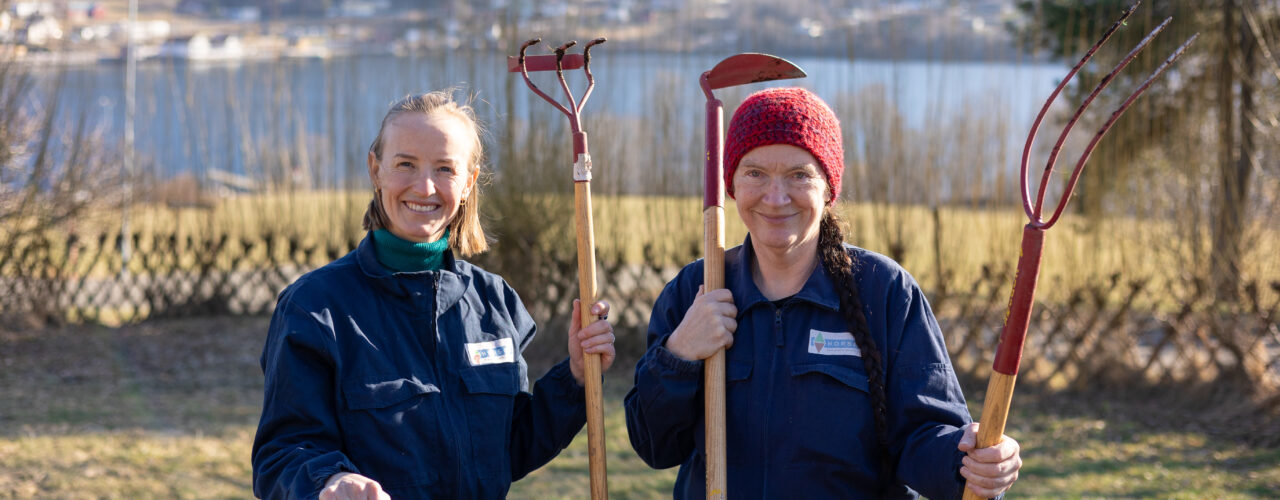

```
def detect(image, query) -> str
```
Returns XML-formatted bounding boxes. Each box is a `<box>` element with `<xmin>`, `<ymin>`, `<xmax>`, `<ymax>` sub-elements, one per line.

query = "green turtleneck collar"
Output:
<box><xmin>373</xmin><ymin>228</ymin><xmax>450</xmax><ymax>272</ymax></box>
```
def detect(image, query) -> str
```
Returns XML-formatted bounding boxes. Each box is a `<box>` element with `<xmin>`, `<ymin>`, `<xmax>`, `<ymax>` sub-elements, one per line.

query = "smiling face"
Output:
<box><xmin>732</xmin><ymin>144</ymin><xmax>830</xmax><ymax>254</ymax></box>
<box><xmin>367</xmin><ymin>112</ymin><xmax>478</xmax><ymax>243</ymax></box>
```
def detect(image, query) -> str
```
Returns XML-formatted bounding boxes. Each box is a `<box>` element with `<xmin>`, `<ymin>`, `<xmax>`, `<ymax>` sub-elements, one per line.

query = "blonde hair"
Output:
<box><xmin>363</xmin><ymin>89</ymin><xmax>491</xmax><ymax>256</ymax></box>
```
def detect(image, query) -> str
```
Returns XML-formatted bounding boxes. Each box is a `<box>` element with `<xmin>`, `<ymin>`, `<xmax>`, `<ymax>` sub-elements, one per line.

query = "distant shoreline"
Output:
<box><xmin>7</xmin><ymin>43</ymin><xmax>1054</xmax><ymax>69</ymax></box>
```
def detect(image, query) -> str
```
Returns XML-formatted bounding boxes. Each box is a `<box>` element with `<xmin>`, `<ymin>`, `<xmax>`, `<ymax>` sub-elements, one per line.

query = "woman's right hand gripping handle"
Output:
<box><xmin>664</xmin><ymin>286</ymin><xmax>738</xmax><ymax>361</ymax></box>
<box><xmin>321</xmin><ymin>472</ymin><xmax>391</xmax><ymax>500</ymax></box>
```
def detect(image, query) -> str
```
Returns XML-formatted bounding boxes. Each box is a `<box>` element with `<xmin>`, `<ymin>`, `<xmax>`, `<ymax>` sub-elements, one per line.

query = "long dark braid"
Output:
<box><xmin>817</xmin><ymin>209</ymin><xmax>893</xmax><ymax>481</ymax></box>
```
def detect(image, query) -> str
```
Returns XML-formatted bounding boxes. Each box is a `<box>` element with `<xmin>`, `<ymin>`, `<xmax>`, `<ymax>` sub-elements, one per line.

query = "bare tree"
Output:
<box><xmin>0</xmin><ymin>55</ymin><xmax>125</xmax><ymax>326</ymax></box>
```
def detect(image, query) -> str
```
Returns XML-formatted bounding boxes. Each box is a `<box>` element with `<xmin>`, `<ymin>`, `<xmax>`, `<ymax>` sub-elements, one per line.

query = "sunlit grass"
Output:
<box><xmin>1</xmin><ymin>317</ymin><xmax>1278</xmax><ymax>499</ymax></box>
<box><xmin>1010</xmin><ymin>416</ymin><xmax>1280</xmax><ymax>499</ymax></box>
<box><xmin>0</xmin><ymin>428</ymin><xmax>255</xmax><ymax>500</ymax></box>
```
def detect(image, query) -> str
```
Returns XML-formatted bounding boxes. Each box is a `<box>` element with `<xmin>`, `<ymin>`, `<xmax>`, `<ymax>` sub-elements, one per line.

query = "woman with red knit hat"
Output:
<box><xmin>624</xmin><ymin>87</ymin><xmax>1021</xmax><ymax>499</ymax></box>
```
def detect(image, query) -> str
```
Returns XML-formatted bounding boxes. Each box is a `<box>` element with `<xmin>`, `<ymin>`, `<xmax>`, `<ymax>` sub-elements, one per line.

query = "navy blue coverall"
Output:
<box><xmin>625</xmin><ymin>237</ymin><xmax>974</xmax><ymax>499</ymax></box>
<box><xmin>252</xmin><ymin>235</ymin><xmax>586</xmax><ymax>499</ymax></box>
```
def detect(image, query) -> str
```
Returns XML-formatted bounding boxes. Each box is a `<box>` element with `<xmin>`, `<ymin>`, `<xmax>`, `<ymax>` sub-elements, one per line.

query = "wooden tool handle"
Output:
<box><xmin>574</xmin><ymin>182</ymin><xmax>608</xmax><ymax>500</ymax></box>
<box><xmin>964</xmin><ymin>225</ymin><xmax>1044</xmax><ymax>499</ymax></box>
<box><xmin>961</xmin><ymin>372</ymin><xmax>1016</xmax><ymax>500</ymax></box>
<box><xmin>703</xmin><ymin>206</ymin><xmax>727</xmax><ymax>499</ymax></box>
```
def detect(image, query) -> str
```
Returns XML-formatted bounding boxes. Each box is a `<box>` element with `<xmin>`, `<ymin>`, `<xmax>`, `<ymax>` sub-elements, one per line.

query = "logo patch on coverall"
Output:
<box><xmin>465</xmin><ymin>338</ymin><xmax>516</xmax><ymax>366</ymax></box>
<box><xmin>808</xmin><ymin>330</ymin><xmax>861</xmax><ymax>356</ymax></box>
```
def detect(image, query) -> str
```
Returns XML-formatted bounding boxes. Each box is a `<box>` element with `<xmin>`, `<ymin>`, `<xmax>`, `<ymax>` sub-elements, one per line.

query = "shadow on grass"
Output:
<box><xmin>0</xmin><ymin>316</ymin><xmax>267</xmax><ymax>437</ymax></box>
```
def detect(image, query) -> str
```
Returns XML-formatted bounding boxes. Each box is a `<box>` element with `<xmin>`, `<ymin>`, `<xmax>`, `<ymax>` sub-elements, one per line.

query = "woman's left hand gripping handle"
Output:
<box><xmin>569</xmin><ymin>299</ymin><xmax>616</xmax><ymax>386</ymax></box>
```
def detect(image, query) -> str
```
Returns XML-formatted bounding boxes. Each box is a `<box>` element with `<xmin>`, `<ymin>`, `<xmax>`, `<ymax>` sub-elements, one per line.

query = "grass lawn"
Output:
<box><xmin>1</xmin><ymin>316</ymin><xmax>1277</xmax><ymax>499</ymax></box>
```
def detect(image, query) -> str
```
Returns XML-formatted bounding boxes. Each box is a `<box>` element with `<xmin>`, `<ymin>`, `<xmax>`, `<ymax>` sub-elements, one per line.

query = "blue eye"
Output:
<box><xmin>794</xmin><ymin>168</ymin><xmax>821</xmax><ymax>180</ymax></box>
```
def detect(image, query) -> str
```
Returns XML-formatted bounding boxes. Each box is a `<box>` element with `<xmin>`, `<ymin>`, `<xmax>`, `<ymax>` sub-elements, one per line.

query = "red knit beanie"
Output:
<box><xmin>724</xmin><ymin>87</ymin><xmax>843</xmax><ymax>203</ymax></box>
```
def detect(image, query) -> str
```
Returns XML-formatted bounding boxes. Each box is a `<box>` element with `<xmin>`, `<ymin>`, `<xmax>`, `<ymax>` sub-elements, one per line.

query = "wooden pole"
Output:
<box><xmin>961</xmin><ymin>372</ymin><xmax>1017</xmax><ymax>500</ymax></box>
<box><xmin>573</xmin><ymin>147</ymin><xmax>608</xmax><ymax>500</ymax></box>
<box><xmin>703</xmin><ymin>206</ymin><xmax>726</xmax><ymax>499</ymax></box>
<box><xmin>703</xmin><ymin>91</ymin><xmax>728</xmax><ymax>500</ymax></box>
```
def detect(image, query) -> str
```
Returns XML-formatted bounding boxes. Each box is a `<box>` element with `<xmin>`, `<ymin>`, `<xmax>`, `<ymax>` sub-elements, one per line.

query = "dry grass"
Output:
<box><xmin>1</xmin><ymin>317</ymin><xmax>1278</xmax><ymax>499</ymax></box>
<box><xmin>0</xmin><ymin>317</ymin><xmax>260</xmax><ymax>499</ymax></box>
<box><xmin>13</xmin><ymin>192</ymin><xmax>1278</xmax><ymax>308</ymax></box>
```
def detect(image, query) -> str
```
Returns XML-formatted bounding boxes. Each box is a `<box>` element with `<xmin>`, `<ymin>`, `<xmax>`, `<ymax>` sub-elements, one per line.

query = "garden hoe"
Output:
<box><xmin>963</xmin><ymin>3</ymin><xmax>1197</xmax><ymax>498</ymax></box>
<box><xmin>509</xmin><ymin>37</ymin><xmax>610</xmax><ymax>500</ymax></box>
<box><xmin>700</xmin><ymin>53</ymin><xmax>805</xmax><ymax>500</ymax></box>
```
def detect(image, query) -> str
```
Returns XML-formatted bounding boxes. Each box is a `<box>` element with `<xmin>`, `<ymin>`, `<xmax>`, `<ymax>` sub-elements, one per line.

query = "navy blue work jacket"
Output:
<box><xmin>624</xmin><ymin>237</ymin><xmax>972</xmax><ymax>499</ymax></box>
<box><xmin>252</xmin><ymin>234</ymin><xmax>586</xmax><ymax>500</ymax></box>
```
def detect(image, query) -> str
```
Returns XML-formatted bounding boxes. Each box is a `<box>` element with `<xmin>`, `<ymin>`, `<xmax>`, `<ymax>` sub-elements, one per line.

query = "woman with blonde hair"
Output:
<box><xmin>253</xmin><ymin>89</ymin><xmax>616</xmax><ymax>500</ymax></box>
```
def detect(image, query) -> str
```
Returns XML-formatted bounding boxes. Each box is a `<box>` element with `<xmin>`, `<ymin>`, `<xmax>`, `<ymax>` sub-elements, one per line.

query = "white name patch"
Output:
<box><xmin>465</xmin><ymin>338</ymin><xmax>516</xmax><ymax>366</ymax></box>
<box><xmin>808</xmin><ymin>330</ymin><xmax>861</xmax><ymax>356</ymax></box>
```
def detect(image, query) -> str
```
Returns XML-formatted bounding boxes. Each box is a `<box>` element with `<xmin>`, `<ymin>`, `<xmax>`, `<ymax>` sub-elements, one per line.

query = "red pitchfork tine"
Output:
<box><xmin>964</xmin><ymin>2</ymin><xmax>1197</xmax><ymax>499</ymax></box>
<box><xmin>1020</xmin><ymin>4</ymin><xmax>1198</xmax><ymax>228</ymax></box>
<box><xmin>510</xmin><ymin>37</ymin><xmax>611</xmax><ymax>500</ymax></box>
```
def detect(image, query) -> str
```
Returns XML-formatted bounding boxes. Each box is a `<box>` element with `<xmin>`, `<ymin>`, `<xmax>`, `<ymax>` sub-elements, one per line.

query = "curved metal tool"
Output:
<box><xmin>699</xmin><ymin>52</ymin><xmax>805</xmax><ymax>500</ymax></box>
<box><xmin>509</xmin><ymin>37</ymin><xmax>611</xmax><ymax>500</ymax></box>
<box><xmin>964</xmin><ymin>2</ymin><xmax>1197</xmax><ymax>498</ymax></box>
<box><xmin>705</xmin><ymin>53</ymin><xmax>808</xmax><ymax>90</ymax></box>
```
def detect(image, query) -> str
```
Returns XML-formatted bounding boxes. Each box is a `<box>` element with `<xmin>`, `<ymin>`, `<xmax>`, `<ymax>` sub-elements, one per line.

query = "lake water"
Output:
<box><xmin>28</xmin><ymin>50</ymin><xmax>1067</xmax><ymax>193</ymax></box>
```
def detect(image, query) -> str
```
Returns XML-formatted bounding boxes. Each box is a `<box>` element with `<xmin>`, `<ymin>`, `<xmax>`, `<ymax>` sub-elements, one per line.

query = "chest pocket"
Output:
<box><xmin>783</xmin><ymin>362</ymin><xmax>876</xmax><ymax>470</ymax></box>
<box><xmin>344</xmin><ymin>377</ymin><xmax>441</xmax><ymax>409</ymax></box>
<box><xmin>459</xmin><ymin>363</ymin><xmax>522</xmax><ymax>478</ymax></box>
<box><xmin>340</xmin><ymin>375</ymin><xmax>442</xmax><ymax>488</ymax></box>
<box><xmin>791</xmin><ymin>363</ymin><xmax>870</xmax><ymax>393</ymax></box>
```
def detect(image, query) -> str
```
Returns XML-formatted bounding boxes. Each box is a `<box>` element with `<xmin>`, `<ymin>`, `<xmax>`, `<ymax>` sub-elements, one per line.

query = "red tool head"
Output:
<box><xmin>701</xmin><ymin>53</ymin><xmax>806</xmax><ymax>99</ymax></box>
<box><xmin>508</xmin><ymin>38</ymin><xmax>607</xmax><ymax>169</ymax></box>
<box><xmin>701</xmin><ymin>53</ymin><xmax>806</xmax><ymax>209</ymax></box>
<box><xmin>508</xmin><ymin>38</ymin><xmax>606</xmax><ymax>130</ymax></box>
<box><xmin>1019</xmin><ymin>2</ymin><xmax>1198</xmax><ymax>230</ymax></box>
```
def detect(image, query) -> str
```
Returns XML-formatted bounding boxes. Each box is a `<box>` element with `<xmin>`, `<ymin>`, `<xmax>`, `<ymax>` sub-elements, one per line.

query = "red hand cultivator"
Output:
<box><xmin>509</xmin><ymin>37</ymin><xmax>610</xmax><ymax>500</ymax></box>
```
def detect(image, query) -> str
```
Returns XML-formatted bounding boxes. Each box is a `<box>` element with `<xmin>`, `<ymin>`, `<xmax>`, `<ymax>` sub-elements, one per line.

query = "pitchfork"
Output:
<box><xmin>508</xmin><ymin>37</ymin><xmax>610</xmax><ymax>500</ymax></box>
<box><xmin>964</xmin><ymin>3</ymin><xmax>1197</xmax><ymax>499</ymax></box>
